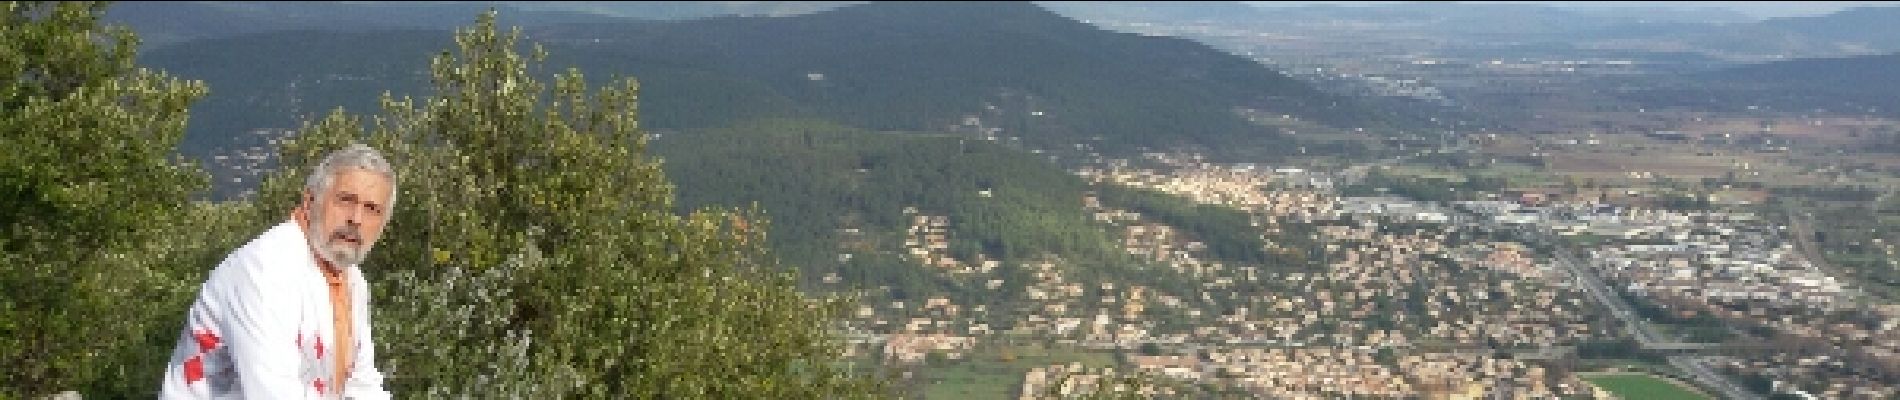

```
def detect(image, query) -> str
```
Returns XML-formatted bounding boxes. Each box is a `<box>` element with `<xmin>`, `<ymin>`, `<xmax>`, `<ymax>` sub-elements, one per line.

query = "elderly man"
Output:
<box><xmin>162</xmin><ymin>145</ymin><xmax>396</xmax><ymax>399</ymax></box>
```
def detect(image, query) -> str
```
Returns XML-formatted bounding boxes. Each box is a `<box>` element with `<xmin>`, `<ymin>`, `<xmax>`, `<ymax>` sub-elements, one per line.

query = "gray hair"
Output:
<box><xmin>305</xmin><ymin>144</ymin><xmax>398</xmax><ymax>210</ymax></box>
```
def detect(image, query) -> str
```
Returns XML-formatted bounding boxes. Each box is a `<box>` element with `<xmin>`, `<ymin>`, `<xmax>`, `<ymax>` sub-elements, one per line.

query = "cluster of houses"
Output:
<box><xmin>1457</xmin><ymin>190</ymin><xmax>1900</xmax><ymax>395</ymax></box>
<box><xmin>845</xmin><ymin>152</ymin><xmax>1895</xmax><ymax>397</ymax></box>
<box><xmin>1009</xmin><ymin>155</ymin><xmax>1613</xmax><ymax>396</ymax></box>
<box><xmin>207</xmin><ymin>128</ymin><xmax>297</xmax><ymax>197</ymax></box>
<box><xmin>1459</xmin><ymin>200</ymin><xmax>1857</xmax><ymax>318</ymax></box>
<box><xmin>1716</xmin><ymin>352</ymin><xmax>1900</xmax><ymax>399</ymax></box>
<box><xmin>1338</xmin><ymin>196</ymin><xmax>1454</xmax><ymax>224</ymax></box>
<box><xmin>1018</xmin><ymin>363</ymin><xmax>1178</xmax><ymax>399</ymax></box>
<box><xmin>1084</xmin><ymin>194</ymin><xmax>1226</xmax><ymax>278</ymax></box>
<box><xmin>879</xmin><ymin>333</ymin><xmax>976</xmax><ymax>365</ymax></box>
<box><xmin>902</xmin><ymin>207</ymin><xmax>997</xmax><ymax>275</ymax></box>
<box><xmin>1128</xmin><ymin>348</ymin><xmax>1596</xmax><ymax>398</ymax></box>
<box><xmin>1707</xmin><ymin>302</ymin><xmax>1900</xmax><ymax>398</ymax></box>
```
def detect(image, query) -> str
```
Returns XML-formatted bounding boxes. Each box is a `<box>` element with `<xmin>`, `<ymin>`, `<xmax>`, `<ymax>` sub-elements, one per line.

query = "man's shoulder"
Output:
<box><xmin>207</xmin><ymin>219</ymin><xmax>312</xmax><ymax>287</ymax></box>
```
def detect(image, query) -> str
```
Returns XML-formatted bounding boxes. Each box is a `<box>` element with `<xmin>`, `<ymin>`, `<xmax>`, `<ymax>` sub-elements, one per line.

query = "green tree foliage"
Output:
<box><xmin>244</xmin><ymin>12</ymin><xmax>885</xmax><ymax>398</ymax></box>
<box><xmin>658</xmin><ymin>118</ymin><xmax>1124</xmax><ymax>268</ymax></box>
<box><xmin>0</xmin><ymin>2</ymin><xmax>255</xmax><ymax>397</ymax></box>
<box><xmin>1093</xmin><ymin>185</ymin><xmax>1271</xmax><ymax>266</ymax></box>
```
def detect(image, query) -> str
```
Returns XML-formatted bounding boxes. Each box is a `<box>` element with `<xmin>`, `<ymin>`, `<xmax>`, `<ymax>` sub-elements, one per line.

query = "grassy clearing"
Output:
<box><xmin>1583</xmin><ymin>373</ymin><xmax>1711</xmax><ymax>400</ymax></box>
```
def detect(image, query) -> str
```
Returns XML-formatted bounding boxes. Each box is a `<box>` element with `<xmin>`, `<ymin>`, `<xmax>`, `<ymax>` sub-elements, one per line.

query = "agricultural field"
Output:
<box><xmin>1459</xmin><ymin>118</ymin><xmax>1900</xmax><ymax>191</ymax></box>
<box><xmin>1544</xmin><ymin>151</ymin><xmax>1739</xmax><ymax>182</ymax></box>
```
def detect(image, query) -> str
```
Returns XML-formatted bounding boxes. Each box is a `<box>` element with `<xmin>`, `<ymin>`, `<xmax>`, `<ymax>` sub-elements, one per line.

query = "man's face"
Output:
<box><xmin>304</xmin><ymin>168</ymin><xmax>394</xmax><ymax>267</ymax></box>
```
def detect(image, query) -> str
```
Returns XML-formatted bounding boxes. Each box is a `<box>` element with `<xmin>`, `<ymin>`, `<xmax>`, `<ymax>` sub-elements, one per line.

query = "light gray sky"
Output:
<box><xmin>1243</xmin><ymin>1</ymin><xmax>1900</xmax><ymax>19</ymax></box>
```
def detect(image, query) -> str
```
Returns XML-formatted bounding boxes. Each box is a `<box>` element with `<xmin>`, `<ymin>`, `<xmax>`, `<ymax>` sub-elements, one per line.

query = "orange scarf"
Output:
<box><xmin>321</xmin><ymin>264</ymin><xmax>353</xmax><ymax>390</ymax></box>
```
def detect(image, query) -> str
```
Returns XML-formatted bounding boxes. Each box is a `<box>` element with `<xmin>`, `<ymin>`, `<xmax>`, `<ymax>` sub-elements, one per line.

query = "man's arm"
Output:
<box><xmin>343</xmin><ymin>270</ymin><xmax>392</xmax><ymax>400</ymax></box>
<box><xmin>218</xmin><ymin>255</ymin><xmax>310</xmax><ymax>399</ymax></box>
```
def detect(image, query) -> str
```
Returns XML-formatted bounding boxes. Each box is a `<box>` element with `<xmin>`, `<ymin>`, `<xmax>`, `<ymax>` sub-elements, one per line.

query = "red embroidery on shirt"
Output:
<box><xmin>315</xmin><ymin>335</ymin><xmax>325</xmax><ymax>359</ymax></box>
<box><xmin>193</xmin><ymin>329</ymin><xmax>221</xmax><ymax>352</ymax></box>
<box><xmin>184</xmin><ymin>355</ymin><xmax>205</xmax><ymax>384</ymax></box>
<box><xmin>313</xmin><ymin>378</ymin><xmax>326</xmax><ymax>395</ymax></box>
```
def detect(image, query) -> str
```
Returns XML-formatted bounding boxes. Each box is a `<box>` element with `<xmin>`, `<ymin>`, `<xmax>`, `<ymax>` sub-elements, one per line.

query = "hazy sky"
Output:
<box><xmin>1243</xmin><ymin>1</ymin><xmax>1900</xmax><ymax>19</ymax></box>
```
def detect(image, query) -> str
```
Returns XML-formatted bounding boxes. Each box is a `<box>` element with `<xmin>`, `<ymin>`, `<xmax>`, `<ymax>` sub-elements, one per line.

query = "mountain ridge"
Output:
<box><xmin>529</xmin><ymin>1</ymin><xmax>1392</xmax><ymax>154</ymax></box>
<box><xmin>143</xmin><ymin>0</ymin><xmax>1397</xmax><ymax>175</ymax></box>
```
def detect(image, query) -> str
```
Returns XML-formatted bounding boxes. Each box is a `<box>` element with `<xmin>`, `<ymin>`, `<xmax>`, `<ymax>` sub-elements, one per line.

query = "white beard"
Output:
<box><xmin>306</xmin><ymin>208</ymin><xmax>373</xmax><ymax>267</ymax></box>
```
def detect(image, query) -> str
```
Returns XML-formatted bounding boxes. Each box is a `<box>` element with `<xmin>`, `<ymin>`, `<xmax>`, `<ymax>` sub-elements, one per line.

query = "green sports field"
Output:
<box><xmin>1583</xmin><ymin>373</ymin><xmax>1712</xmax><ymax>400</ymax></box>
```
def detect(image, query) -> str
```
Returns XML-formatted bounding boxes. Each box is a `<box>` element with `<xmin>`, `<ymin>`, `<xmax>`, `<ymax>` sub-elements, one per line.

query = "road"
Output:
<box><xmin>1537</xmin><ymin>237</ymin><xmax>1668</xmax><ymax>345</ymax></box>
<box><xmin>1463</xmin><ymin>214</ymin><xmax>1761</xmax><ymax>400</ymax></box>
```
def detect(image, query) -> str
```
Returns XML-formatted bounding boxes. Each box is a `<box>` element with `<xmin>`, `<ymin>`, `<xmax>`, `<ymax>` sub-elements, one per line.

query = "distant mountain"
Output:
<box><xmin>533</xmin><ymin>1</ymin><xmax>1392</xmax><ymax>154</ymax></box>
<box><xmin>148</xmin><ymin>1</ymin><xmax>1396</xmax><ymax>174</ymax></box>
<box><xmin>1050</xmin><ymin>2</ymin><xmax>1693</xmax><ymax>38</ymax></box>
<box><xmin>1046</xmin><ymin>1</ymin><xmax>1893</xmax><ymax>65</ymax></box>
<box><xmin>1608</xmin><ymin>52</ymin><xmax>1900</xmax><ymax>117</ymax></box>
<box><xmin>1712</xmin><ymin>52</ymin><xmax>1900</xmax><ymax>88</ymax></box>
<box><xmin>103</xmin><ymin>1</ymin><xmax>623</xmax><ymax>49</ymax></box>
<box><xmin>1609</xmin><ymin>6</ymin><xmax>1900</xmax><ymax>60</ymax></box>
<box><xmin>1702</xmin><ymin>52</ymin><xmax>1900</xmax><ymax>115</ymax></box>
<box><xmin>1564</xmin><ymin>6</ymin><xmax>1751</xmax><ymax>25</ymax></box>
<box><xmin>1755</xmin><ymin>6</ymin><xmax>1900</xmax><ymax>52</ymax></box>
<box><xmin>503</xmin><ymin>1</ymin><xmax>859</xmax><ymax>19</ymax></box>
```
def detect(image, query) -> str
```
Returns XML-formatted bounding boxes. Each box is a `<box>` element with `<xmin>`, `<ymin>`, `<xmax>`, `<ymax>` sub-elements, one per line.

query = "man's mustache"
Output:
<box><xmin>331</xmin><ymin>225</ymin><xmax>364</xmax><ymax>244</ymax></box>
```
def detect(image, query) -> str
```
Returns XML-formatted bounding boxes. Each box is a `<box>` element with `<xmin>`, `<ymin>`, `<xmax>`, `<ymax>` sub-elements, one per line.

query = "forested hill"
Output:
<box><xmin>653</xmin><ymin>118</ymin><xmax>1304</xmax><ymax>307</ymax></box>
<box><xmin>1718</xmin><ymin>52</ymin><xmax>1900</xmax><ymax>116</ymax></box>
<box><xmin>535</xmin><ymin>1</ymin><xmax>1395</xmax><ymax>155</ymax></box>
<box><xmin>1706</xmin><ymin>52</ymin><xmax>1900</xmax><ymax>96</ymax></box>
<box><xmin>1755</xmin><ymin>7</ymin><xmax>1900</xmax><ymax>52</ymax></box>
<box><xmin>1609</xmin><ymin>51</ymin><xmax>1900</xmax><ymax>122</ymax></box>
<box><xmin>1693</xmin><ymin>53</ymin><xmax>1900</xmax><ymax>117</ymax></box>
<box><xmin>143</xmin><ymin>1</ymin><xmax>1401</xmax><ymax>174</ymax></box>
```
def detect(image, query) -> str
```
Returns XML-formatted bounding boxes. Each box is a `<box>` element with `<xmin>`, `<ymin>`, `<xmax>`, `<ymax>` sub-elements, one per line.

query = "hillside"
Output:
<box><xmin>1612</xmin><ymin>52</ymin><xmax>1900</xmax><ymax>118</ymax></box>
<box><xmin>140</xmin><ymin>30</ymin><xmax>449</xmax><ymax>184</ymax></box>
<box><xmin>1649</xmin><ymin>6</ymin><xmax>1900</xmax><ymax>59</ymax></box>
<box><xmin>532</xmin><ymin>1</ymin><xmax>1396</xmax><ymax>156</ymax></box>
<box><xmin>1755</xmin><ymin>6</ymin><xmax>1900</xmax><ymax>52</ymax></box>
<box><xmin>653</xmin><ymin>118</ymin><xmax>1301</xmax><ymax>316</ymax></box>
<box><xmin>1050</xmin><ymin>1</ymin><xmax>1898</xmax><ymax>67</ymax></box>
<box><xmin>1706</xmin><ymin>52</ymin><xmax>1900</xmax><ymax>116</ymax></box>
<box><xmin>1710</xmin><ymin>52</ymin><xmax>1900</xmax><ymax>93</ymax></box>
